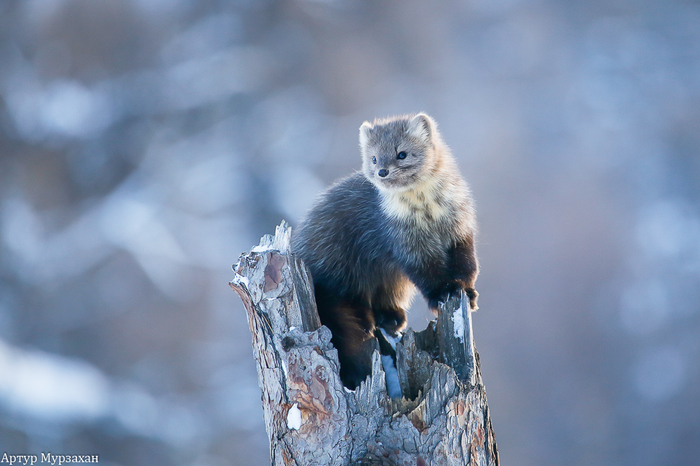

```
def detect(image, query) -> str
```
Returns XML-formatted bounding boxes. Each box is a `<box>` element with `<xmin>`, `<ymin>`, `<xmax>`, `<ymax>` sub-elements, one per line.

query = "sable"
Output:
<box><xmin>293</xmin><ymin>113</ymin><xmax>479</xmax><ymax>389</ymax></box>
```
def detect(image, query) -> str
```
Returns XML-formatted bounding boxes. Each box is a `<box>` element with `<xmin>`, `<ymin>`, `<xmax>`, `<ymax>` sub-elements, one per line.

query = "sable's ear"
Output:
<box><xmin>359</xmin><ymin>121</ymin><xmax>372</xmax><ymax>147</ymax></box>
<box><xmin>407</xmin><ymin>113</ymin><xmax>432</xmax><ymax>143</ymax></box>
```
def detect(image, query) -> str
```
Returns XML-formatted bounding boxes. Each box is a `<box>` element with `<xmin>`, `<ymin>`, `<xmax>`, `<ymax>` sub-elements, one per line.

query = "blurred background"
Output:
<box><xmin>1</xmin><ymin>0</ymin><xmax>699</xmax><ymax>464</ymax></box>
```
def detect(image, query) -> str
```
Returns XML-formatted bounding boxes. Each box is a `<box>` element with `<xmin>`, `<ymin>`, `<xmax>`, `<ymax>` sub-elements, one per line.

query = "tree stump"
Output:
<box><xmin>230</xmin><ymin>221</ymin><xmax>499</xmax><ymax>465</ymax></box>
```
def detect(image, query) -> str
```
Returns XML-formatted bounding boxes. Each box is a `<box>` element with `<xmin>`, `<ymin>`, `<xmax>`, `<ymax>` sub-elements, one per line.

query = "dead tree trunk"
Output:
<box><xmin>230</xmin><ymin>221</ymin><xmax>499</xmax><ymax>465</ymax></box>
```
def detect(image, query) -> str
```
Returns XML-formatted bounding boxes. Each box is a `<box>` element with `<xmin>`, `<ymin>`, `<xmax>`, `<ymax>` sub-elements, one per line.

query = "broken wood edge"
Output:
<box><xmin>436</xmin><ymin>290</ymin><xmax>477</xmax><ymax>386</ymax></box>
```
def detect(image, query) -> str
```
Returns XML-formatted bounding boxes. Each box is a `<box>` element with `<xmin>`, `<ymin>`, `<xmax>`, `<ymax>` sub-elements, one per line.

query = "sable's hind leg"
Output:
<box><xmin>320</xmin><ymin>301</ymin><xmax>377</xmax><ymax>390</ymax></box>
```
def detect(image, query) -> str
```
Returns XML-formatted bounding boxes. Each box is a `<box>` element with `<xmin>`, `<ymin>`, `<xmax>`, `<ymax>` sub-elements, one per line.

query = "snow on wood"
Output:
<box><xmin>287</xmin><ymin>403</ymin><xmax>302</xmax><ymax>430</ymax></box>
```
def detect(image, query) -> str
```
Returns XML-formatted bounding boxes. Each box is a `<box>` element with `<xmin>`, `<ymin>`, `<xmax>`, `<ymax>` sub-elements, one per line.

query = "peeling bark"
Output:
<box><xmin>231</xmin><ymin>221</ymin><xmax>499</xmax><ymax>465</ymax></box>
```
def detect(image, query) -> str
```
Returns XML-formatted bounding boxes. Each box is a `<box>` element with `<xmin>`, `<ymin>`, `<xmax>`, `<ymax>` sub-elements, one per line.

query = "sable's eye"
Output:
<box><xmin>397</xmin><ymin>151</ymin><xmax>407</xmax><ymax>160</ymax></box>
<box><xmin>372</xmin><ymin>157</ymin><xmax>377</xmax><ymax>164</ymax></box>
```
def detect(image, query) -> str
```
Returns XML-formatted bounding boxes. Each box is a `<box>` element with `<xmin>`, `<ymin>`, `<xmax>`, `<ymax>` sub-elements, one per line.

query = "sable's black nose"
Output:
<box><xmin>378</xmin><ymin>169</ymin><xmax>389</xmax><ymax>178</ymax></box>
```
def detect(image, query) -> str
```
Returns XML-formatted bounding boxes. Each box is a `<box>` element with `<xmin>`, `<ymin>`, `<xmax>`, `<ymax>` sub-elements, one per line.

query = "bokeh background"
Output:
<box><xmin>1</xmin><ymin>0</ymin><xmax>699</xmax><ymax>464</ymax></box>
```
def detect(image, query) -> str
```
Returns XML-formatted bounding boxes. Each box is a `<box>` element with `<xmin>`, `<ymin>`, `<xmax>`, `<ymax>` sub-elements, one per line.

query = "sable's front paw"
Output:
<box><xmin>466</xmin><ymin>288</ymin><xmax>479</xmax><ymax>311</ymax></box>
<box><xmin>443</xmin><ymin>282</ymin><xmax>463</xmax><ymax>301</ymax></box>
<box><xmin>426</xmin><ymin>283</ymin><xmax>460</xmax><ymax>310</ymax></box>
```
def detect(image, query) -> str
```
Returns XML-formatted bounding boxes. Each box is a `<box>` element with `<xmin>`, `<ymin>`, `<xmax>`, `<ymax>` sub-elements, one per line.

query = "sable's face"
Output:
<box><xmin>360</xmin><ymin>114</ymin><xmax>436</xmax><ymax>191</ymax></box>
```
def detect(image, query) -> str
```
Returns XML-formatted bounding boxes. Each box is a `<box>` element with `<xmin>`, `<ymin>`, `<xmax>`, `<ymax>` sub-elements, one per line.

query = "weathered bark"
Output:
<box><xmin>230</xmin><ymin>221</ymin><xmax>499</xmax><ymax>465</ymax></box>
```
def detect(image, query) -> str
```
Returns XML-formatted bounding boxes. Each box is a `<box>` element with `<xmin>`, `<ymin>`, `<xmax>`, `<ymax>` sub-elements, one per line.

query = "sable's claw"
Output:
<box><xmin>466</xmin><ymin>288</ymin><xmax>479</xmax><ymax>311</ymax></box>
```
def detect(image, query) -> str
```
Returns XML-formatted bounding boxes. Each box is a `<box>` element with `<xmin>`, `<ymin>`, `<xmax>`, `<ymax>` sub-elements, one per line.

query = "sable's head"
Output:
<box><xmin>359</xmin><ymin>113</ymin><xmax>440</xmax><ymax>191</ymax></box>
